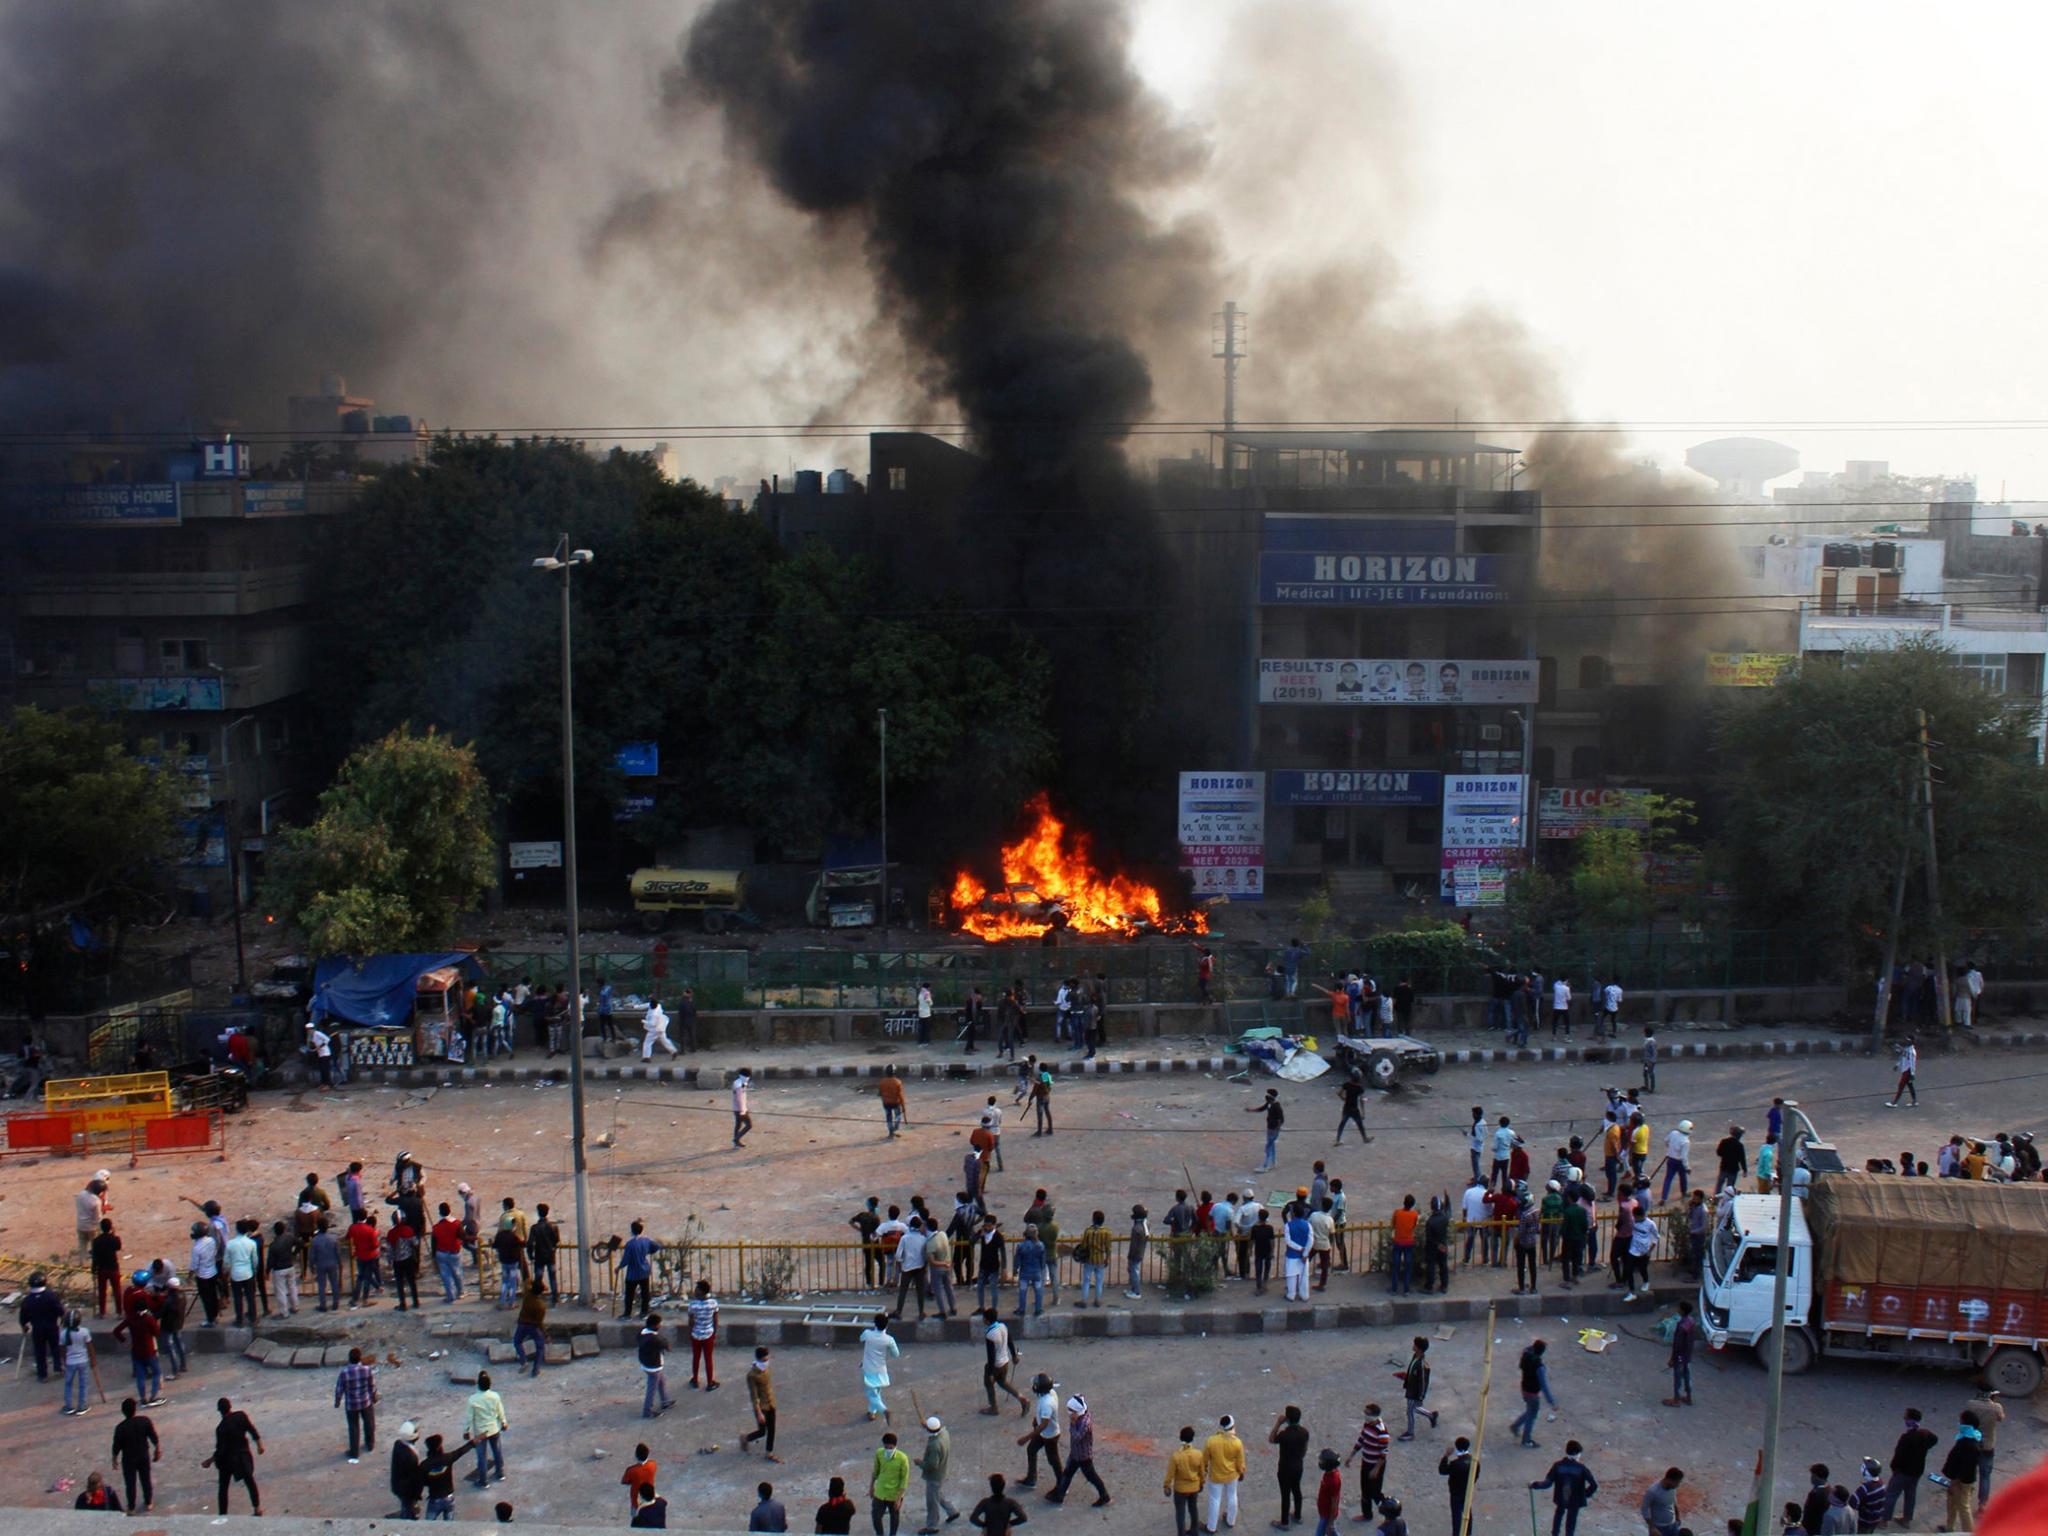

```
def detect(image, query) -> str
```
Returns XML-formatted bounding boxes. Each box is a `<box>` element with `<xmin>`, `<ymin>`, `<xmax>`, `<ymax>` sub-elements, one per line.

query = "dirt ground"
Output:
<box><xmin>2</xmin><ymin>1291</ymin><xmax>2039</xmax><ymax>1531</ymax></box>
<box><xmin>6</xmin><ymin>1039</ymin><xmax>2044</xmax><ymax>1288</ymax></box>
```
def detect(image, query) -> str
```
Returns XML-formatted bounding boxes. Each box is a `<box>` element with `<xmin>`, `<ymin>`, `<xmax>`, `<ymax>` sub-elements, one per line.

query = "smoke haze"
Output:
<box><xmin>0</xmin><ymin>0</ymin><xmax>1746</xmax><ymax>661</ymax></box>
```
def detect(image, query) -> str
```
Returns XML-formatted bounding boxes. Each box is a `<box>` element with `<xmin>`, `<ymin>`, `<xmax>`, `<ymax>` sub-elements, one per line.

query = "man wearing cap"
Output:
<box><xmin>1660</xmin><ymin>1122</ymin><xmax>1692</xmax><ymax>1201</ymax></box>
<box><xmin>390</xmin><ymin>1421</ymin><xmax>425</xmax><ymax>1520</ymax></box>
<box><xmin>1203</xmin><ymin>1415</ymin><xmax>1246</xmax><ymax>1533</ymax></box>
<box><xmin>1851</xmin><ymin>1458</ymin><xmax>1888</xmax><ymax>1533</ymax></box>
<box><xmin>1018</xmin><ymin>1374</ymin><xmax>1063</xmax><ymax>1488</ymax></box>
<box><xmin>76</xmin><ymin>1174</ymin><xmax>109</xmax><ymax>1258</ymax></box>
<box><xmin>1048</xmin><ymin>1393</ymin><xmax>1112</xmax><ymax>1508</ymax></box>
<box><xmin>917</xmin><ymin>1413</ymin><xmax>959</xmax><ymax>1532</ymax></box>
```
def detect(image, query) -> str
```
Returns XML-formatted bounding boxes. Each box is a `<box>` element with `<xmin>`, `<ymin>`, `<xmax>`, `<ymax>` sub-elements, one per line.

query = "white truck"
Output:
<box><xmin>1701</xmin><ymin>1172</ymin><xmax>2048</xmax><ymax>1395</ymax></box>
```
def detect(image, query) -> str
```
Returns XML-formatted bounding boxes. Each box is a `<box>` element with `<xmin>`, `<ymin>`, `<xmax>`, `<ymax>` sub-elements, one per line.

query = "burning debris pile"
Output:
<box><xmin>950</xmin><ymin>793</ymin><xmax>1210</xmax><ymax>942</ymax></box>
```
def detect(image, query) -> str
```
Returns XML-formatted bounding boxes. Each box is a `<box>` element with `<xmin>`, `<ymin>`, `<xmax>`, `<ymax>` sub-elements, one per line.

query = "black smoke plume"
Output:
<box><xmin>679</xmin><ymin>0</ymin><xmax>1218</xmax><ymax>842</ymax></box>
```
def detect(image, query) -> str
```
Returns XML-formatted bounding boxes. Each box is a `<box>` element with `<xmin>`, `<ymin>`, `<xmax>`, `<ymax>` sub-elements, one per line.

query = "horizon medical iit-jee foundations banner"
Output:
<box><xmin>1177</xmin><ymin>771</ymin><xmax>1265</xmax><ymax>899</ymax></box>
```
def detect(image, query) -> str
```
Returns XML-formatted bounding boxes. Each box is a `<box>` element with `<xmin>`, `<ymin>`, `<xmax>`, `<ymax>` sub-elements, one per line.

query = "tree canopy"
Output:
<box><xmin>305</xmin><ymin>437</ymin><xmax>1055</xmax><ymax>861</ymax></box>
<box><xmin>266</xmin><ymin>725</ymin><xmax>496</xmax><ymax>956</ymax></box>
<box><xmin>0</xmin><ymin>705</ymin><xmax>182</xmax><ymax>927</ymax></box>
<box><xmin>1714</xmin><ymin>639</ymin><xmax>2048</xmax><ymax>961</ymax></box>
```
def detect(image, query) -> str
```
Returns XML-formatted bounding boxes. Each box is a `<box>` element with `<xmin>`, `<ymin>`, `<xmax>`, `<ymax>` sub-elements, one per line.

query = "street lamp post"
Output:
<box><xmin>877</xmin><ymin>708</ymin><xmax>888</xmax><ymax>948</ymax></box>
<box><xmin>1756</xmin><ymin>1098</ymin><xmax>1820</xmax><ymax>1533</ymax></box>
<box><xmin>532</xmin><ymin>536</ymin><xmax>597</xmax><ymax>1307</ymax></box>
<box><xmin>204</xmin><ymin>664</ymin><xmax>256</xmax><ymax>1000</ymax></box>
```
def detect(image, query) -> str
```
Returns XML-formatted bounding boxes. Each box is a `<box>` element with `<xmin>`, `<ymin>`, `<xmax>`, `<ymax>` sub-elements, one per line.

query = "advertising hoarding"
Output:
<box><xmin>1706</xmin><ymin>652</ymin><xmax>1796</xmax><ymax>687</ymax></box>
<box><xmin>1178</xmin><ymin>771</ymin><xmax>1264</xmax><ymax>899</ymax></box>
<box><xmin>1538</xmin><ymin>787</ymin><xmax>1653</xmax><ymax>840</ymax></box>
<box><xmin>1257</xmin><ymin>658</ymin><xmax>1538</xmax><ymax>705</ymax></box>
<box><xmin>1440</xmin><ymin>773</ymin><xmax>1526</xmax><ymax>906</ymax></box>
<box><xmin>1268</xmin><ymin>769</ymin><xmax>1442</xmax><ymax>806</ymax></box>
<box><xmin>1258</xmin><ymin>550</ymin><xmax>1510</xmax><ymax>605</ymax></box>
<box><xmin>5</xmin><ymin>482</ymin><xmax>181</xmax><ymax>527</ymax></box>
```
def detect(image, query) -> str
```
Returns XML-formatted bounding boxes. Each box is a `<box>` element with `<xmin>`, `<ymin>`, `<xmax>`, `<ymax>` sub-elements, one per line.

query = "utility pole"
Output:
<box><xmin>1212</xmin><ymin>301</ymin><xmax>1247</xmax><ymax>431</ymax></box>
<box><xmin>1917</xmin><ymin>709</ymin><xmax>1952</xmax><ymax>1032</ymax></box>
<box><xmin>877</xmin><ymin>708</ymin><xmax>889</xmax><ymax>950</ymax></box>
<box><xmin>1871</xmin><ymin>806</ymin><xmax>1913</xmax><ymax>1040</ymax></box>
<box><xmin>533</xmin><ymin>536</ymin><xmax>596</xmax><ymax>1306</ymax></box>
<box><xmin>1757</xmin><ymin>1101</ymin><xmax>1819</xmax><ymax>1536</ymax></box>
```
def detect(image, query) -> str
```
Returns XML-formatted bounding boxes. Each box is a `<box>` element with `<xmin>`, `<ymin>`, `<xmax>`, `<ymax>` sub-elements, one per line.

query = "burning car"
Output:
<box><xmin>951</xmin><ymin>794</ymin><xmax>1209</xmax><ymax>942</ymax></box>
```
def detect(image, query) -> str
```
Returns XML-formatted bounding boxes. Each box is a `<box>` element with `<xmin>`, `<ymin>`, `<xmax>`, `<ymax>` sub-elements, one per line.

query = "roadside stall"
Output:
<box><xmin>311</xmin><ymin>951</ymin><xmax>484</xmax><ymax>1068</ymax></box>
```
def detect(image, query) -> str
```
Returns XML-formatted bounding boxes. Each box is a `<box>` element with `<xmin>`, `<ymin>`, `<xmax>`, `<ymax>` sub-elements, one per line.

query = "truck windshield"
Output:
<box><xmin>1709</xmin><ymin>1206</ymin><xmax>1743</xmax><ymax>1281</ymax></box>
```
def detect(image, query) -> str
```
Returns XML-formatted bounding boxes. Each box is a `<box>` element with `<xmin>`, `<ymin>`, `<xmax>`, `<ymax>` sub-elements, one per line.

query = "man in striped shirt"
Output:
<box><xmin>1347</xmin><ymin>1404</ymin><xmax>1391</xmax><ymax>1521</ymax></box>
<box><xmin>687</xmin><ymin>1281</ymin><xmax>720</xmax><ymax>1391</ymax></box>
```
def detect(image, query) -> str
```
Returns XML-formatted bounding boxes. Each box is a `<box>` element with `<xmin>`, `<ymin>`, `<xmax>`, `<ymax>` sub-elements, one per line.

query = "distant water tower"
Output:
<box><xmin>1685</xmin><ymin>437</ymin><xmax>1800</xmax><ymax>497</ymax></box>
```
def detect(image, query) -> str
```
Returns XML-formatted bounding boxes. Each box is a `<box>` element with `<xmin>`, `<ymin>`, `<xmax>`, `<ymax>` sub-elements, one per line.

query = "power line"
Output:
<box><xmin>8</xmin><ymin>417</ymin><xmax>2048</xmax><ymax>445</ymax></box>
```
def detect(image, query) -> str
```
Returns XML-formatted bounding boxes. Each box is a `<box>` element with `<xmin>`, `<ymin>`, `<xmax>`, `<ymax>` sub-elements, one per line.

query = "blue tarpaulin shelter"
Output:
<box><xmin>310</xmin><ymin>952</ymin><xmax>481</xmax><ymax>1030</ymax></box>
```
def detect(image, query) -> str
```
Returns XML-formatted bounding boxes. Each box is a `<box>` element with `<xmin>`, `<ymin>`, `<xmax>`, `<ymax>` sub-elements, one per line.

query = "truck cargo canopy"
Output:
<box><xmin>1810</xmin><ymin>1174</ymin><xmax>2048</xmax><ymax>1292</ymax></box>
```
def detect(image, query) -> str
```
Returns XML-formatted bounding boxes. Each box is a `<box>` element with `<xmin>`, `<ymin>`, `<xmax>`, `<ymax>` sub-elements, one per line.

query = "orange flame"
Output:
<box><xmin>951</xmin><ymin>793</ymin><xmax>1210</xmax><ymax>942</ymax></box>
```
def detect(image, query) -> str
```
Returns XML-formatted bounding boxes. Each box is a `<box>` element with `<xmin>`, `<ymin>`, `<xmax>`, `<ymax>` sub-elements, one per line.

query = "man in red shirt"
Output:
<box><xmin>431</xmin><ymin>1203</ymin><xmax>466</xmax><ymax>1305</ymax></box>
<box><xmin>112</xmin><ymin>1299</ymin><xmax>163</xmax><ymax>1406</ymax></box>
<box><xmin>347</xmin><ymin>1212</ymin><xmax>382</xmax><ymax>1309</ymax></box>
<box><xmin>1489</xmin><ymin>1186</ymin><xmax>1521</xmax><ymax>1270</ymax></box>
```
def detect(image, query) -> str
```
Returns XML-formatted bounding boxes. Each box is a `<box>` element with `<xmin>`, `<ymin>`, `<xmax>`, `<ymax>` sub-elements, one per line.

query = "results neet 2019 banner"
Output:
<box><xmin>1177</xmin><ymin>772</ymin><xmax>1264</xmax><ymax>899</ymax></box>
<box><xmin>1258</xmin><ymin>658</ymin><xmax>1537</xmax><ymax>705</ymax></box>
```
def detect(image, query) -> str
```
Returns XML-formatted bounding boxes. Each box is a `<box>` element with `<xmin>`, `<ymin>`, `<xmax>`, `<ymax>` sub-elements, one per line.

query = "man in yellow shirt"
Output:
<box><xmin>1629</xmin><ymin>1114</ymin><xmax>1652</xmax><ymax>1184</ymax></box>
<box><xmin>1164</xmin><ymin>1424</ymin><xmax>1206</xmax><ymax>1536</ymax></box>
<box><xmin>1203</xmin><ymin>1414</ymin><xmax>1246</xmax><ymax>1533</ymax></box>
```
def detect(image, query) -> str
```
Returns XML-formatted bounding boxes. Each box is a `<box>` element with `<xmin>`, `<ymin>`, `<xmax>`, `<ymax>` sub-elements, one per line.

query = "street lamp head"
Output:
<box><xmin>532</xmin><ymin>556</ymin><xmax>561</xmax><ymax>570</ymax></box>
<box><xmin>571</xmin><ymin>549</ymin><xmax>594</xmax><ymax>565</ymax></box>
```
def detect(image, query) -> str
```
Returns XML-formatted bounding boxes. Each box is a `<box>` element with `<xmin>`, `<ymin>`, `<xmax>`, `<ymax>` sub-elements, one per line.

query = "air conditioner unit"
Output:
<box><xmin>1479</xmin><ymin>724</ymin><xmax>1503</xmax><ymax>742</ymax></box>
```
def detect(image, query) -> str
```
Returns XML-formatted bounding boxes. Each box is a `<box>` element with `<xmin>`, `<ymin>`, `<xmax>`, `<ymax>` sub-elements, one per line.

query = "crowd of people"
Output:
<box><xmin>17</xmin><ymin>1017</ymin><xmax>2047</xmax><ymax>1531</ymax></box>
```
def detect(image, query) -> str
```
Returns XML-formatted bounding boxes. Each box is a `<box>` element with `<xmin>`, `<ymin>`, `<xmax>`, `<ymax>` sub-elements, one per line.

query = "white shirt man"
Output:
<box><xmin>224</xmin><ymin>1229</ymin><xmax>258</xmax><ymax>1283</ymax></box>
<box><xmin>1551</xmin><ymin>977</ymin><xmax>1571</xmax><ymax>1014</ymax></box>
<box><xmin>1602</xmin><ymin>981</ymin><xmax>1623</xmax><ymax>1019</ymax></box>
<box><xmin>916</xmin><ymin>986</ymin><xmax>933</xmax><ymax>1023</ymax></box>
<box><xmin>641</xmin><ymin>1001</ymin><xmax>676</xmax><ymax>1060</ymax></box>
<box><xmin>1665</xmin><ymin>1125</ymin><xmax>1690</xmax><ymax>1169</ymax></box>
<box><xmin>191</xmin><ymin>1230</ymin><xmax>221</xmax><ymax>1280</ymax></box>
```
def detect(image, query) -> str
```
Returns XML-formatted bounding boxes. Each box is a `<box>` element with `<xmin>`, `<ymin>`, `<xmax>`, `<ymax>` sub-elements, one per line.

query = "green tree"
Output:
<box><xmin>267</xmin><ymin>726</ymin><xmax>496</xmax><ymax>956</ymax></box>
<box><xmin>0</xmin><ymin>706</ymin><xmax>182</xmax><ymax>928</ymax></box>
<box><xmin>1567</xmin><ymin>794</ymin><xmax>1696</xmax><ymax>932</ymax></box>
<box><xmin>305</xmin><ymin>437</ymin><xmax>1058</xmax><ymax>866</ymax></box>
<box><xmin>1715</xmin><ymin>639</ymin><xmax>2048</xmax><ymax>963</ymax></box>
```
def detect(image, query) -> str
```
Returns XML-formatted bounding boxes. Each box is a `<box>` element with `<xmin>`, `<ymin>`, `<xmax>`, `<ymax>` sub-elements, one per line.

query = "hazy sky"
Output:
<box><xmin>1132</xmin><ymin>1</ymin><xmax>2048</xmax><ymax>502</ymax></box>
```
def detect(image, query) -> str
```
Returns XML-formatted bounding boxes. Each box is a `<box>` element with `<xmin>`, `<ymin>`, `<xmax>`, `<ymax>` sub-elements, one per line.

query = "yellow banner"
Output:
<box><xmin>1705</xmin><ymin>652</ymin><xmax>1796</xmax><ymax>687</ymax></box>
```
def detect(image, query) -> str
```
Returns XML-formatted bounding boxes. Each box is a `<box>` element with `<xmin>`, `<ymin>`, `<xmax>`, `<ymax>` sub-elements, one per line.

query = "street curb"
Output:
<box><xmin>345</xmin><ymin>1054</ymin><xmax>1251</xmax><ymax>1088</ymax></box>
<box><xmin>1442</xmin><ymin>1029</ymin><xmax>2048</xmax><ymax>1068</ymax></box>
<box><xmin>578</xmin><ymin>1282</ymin><xmax>1689</xmax><ymax>1350</ymax></box>
<box><xmin>303</xmin><ymin>1029</ymin><xmax>2048</xmax><ymax>1090</ymax></box>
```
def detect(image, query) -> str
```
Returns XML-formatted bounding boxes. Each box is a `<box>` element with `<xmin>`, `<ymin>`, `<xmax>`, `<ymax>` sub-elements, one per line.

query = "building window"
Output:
<box><xmin>115</xmin><ymin>627</ymin><xmax>145</xmax><ymax>674</ymax></box>
<box><xmin>1533</xmin><ymin>746</ymin><xmax>1555</xmax><ymax>781</ymax></box>
<box><xmin>158</xmin><ymin>638</ymin><xmax>209</xmax><ymax>672</ymax></box>
<box><xmin>1954</xmin><ymin>653</ymin><xmax>2008</xmax><ymax>693</ymax></box>
<box><xmin>1571</xmin><ymin>745</ymin><xmax>1603</xmax><ymax>779</ymax></box>
<box><xmin>1578</xmin><ymin>655</ymin><xmax>1609</xmax><ymax>689</ymax></box>
<box><xmin>886</xmin><ymin>466</ymin><xmax>908</xmax><ymax>491</ymax></box>
<box><xmin>1538</xmin><ymin>657</ymin><xmax>1557</xmax><ymax>706</ymax></box>
<box><xmin>25</xmin><ymin>639</ymin><xmax>77</xmax><ymax>675</ymax></box>
<box><xmin>1404</xmin><ymin>808</ymin><xmax>1442</xmax><ymax>843</ymax></box>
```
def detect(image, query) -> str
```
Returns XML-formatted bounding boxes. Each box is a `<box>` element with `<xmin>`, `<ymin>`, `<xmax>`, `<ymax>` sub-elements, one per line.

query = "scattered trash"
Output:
<box><xmin>698</xmin><ymin>1444</ymin><xmax>721</xmax><ymax>1455</ymax></box>
<box><xmin>591</xmin><ymin>1447</ymin><xmax>610</xmax><ymax>1459</ymax></box>
<box><xmin>49</xmin><ymin>1477</ymin><xmax>75</xmax><ymax>1494</ymax></box>
<box><xmin>1433</xmin><ymin>1325</ymin><xmax>1457</xmax><ymax>1341</ymax></box>
<box><xmin>1575</xmin><ymin>1329</ymin><xmax>1614</xmax><ymax>1353</ymax></box>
